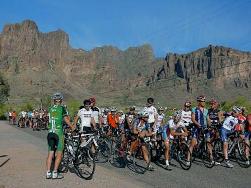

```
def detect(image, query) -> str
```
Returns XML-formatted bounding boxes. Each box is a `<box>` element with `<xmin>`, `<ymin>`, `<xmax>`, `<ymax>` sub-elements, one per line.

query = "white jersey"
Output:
<box><xmin>156</xmin><ymin>113</ymin><xmax>165</xmax><ymax>131</ymax></box>
<box><xmin>222</xmin><ymin>116</ymin><xmax>238</xmax><ymax>131</ymax></box>
<box><xmin>180</xmin><ymin>110</ymin><xmax>192</xmax><ymax>127</ymax></box>
<box><xmin>78</xmin><ymin>108</ymin><xmax>94</xmax><ymax>131</ymax></box>
<box><xmin>21</xmin><ymin>111</ymin><xmax>27</xmax><ymax>118</ymax></box>
<box><xmin>119</xmin><ymin>114</ymin><xmax>125</xmax><ymax>125</ymax></box>
<box><xmin>168</xmin><ymin>119</ymin><xmax>185</xmax><ymax>139</ymax></box>
<box><xmin>91</xmin><ymin>106</ymin><xmax>100</xmax><ymax>124</ymax></box>
<box><xmin>144</xmin><ymin>106</ymin><xmax>157</xmax><ymax>124</ymax></box>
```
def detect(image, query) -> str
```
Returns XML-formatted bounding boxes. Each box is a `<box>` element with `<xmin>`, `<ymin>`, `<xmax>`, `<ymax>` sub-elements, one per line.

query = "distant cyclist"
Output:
<box><xmin>46</xmin><ymin>92</ymin><xmax>74</xmax><ymax>179</ymax></box>
<box><xmin>180</xmin><ymin>101</ymin><xmax>192</xmax><ymax>128</ymax></box>
<box><xmin>90</xmin><ymin>97</ymin><xmax>102</xmax><ymax>129</ymax></box>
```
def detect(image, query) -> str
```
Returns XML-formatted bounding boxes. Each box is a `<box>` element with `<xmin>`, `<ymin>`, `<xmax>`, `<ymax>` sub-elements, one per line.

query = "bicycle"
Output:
<box><xmin>131</xmin><ymin>136</ymin><xmax>152</xmax><ymax>174</ymax></box>
<box><xmin>170</xmin><ymin>135</ymin><xmax>192</xmax><ymax>170</ymax></box>
<box><xmin>213</xmin><ymin>131</ymin><xmax>251</xmax><ymax>168</ymax></box>
<box><xmin>59</xmin><ymin>130</ymin><xmax>96</xmax><ymax>180</ymax></box>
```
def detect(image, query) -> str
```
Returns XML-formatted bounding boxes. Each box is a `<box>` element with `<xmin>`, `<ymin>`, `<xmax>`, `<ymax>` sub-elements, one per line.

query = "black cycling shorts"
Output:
<box><xmin>47</xmin><ymin>132</ymin><xmax>59</xmax><ymax>151</ymax></box>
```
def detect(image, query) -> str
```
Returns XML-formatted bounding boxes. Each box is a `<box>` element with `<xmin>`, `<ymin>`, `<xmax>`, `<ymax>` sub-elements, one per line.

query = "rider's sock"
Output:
<box><xmin>165</xmin><ymin>160</ymin><xmax>169</xmax><ymax>166</ymax></box>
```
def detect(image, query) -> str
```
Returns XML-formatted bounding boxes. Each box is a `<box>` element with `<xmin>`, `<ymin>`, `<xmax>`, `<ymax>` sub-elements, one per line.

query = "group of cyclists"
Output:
<box><xmin>43</xmin><ymin>92</ymin><xmax>251</xmax><ymax>179</ymax></box>
<box><xmin>8</xmin><ymin>109</ymin><xmax>49</xmax><ymax>130</ymax></box>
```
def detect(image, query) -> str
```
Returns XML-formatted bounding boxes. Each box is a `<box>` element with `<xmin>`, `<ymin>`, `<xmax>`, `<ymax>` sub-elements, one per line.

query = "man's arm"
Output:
<box><xmin>64</xmin><ymin>115</ymin><xmax>75</xmax><ymax>130</ymax></box>
<box><xmin>91</xmin><ymin>117</ymin><xmax>96</xmax><ymax>129</ymax></box>
<box><xmin>191</xmin><ymin>112</ymin><xmax>201</xmax><ymax>128</ymax></box>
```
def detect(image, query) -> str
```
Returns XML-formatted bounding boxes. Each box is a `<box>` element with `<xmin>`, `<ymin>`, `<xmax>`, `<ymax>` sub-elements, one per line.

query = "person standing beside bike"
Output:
<box><xmin>221</xmin><ymin>106</ymin><xmax>242</xmax><ymax>168</ymax></box>
<box><xmin>187</xmin><ymin>95</ymin><xmax>208</xmax><ymax>165</ymax></box>
<box><xmin>46</xmin><ymin>92</ymin><xmax>74</xmax><ymax>179</ymax></box>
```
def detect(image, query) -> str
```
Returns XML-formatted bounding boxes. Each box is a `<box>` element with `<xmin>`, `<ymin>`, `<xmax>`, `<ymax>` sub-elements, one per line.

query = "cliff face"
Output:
<box><xmin>0</xmin><ymin>20</ymin><xmax>250</xmax><ymax>106</ymax></box>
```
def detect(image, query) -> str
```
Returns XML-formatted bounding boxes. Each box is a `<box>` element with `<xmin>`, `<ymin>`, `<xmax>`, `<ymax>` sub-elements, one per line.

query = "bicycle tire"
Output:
<box><xmin>75</xmin><ymin>148</ymin><xmax>95</xmax><ymax>180</ymax></box>
<box><xmin>237</xmin><ymin>140</ymin><xmax>251</xmax><ymax>168</ymax></box>
<box><xmin>213</xmin><ymin>139</ymin><xmax>224</xmax><ymax>163</ymax></box>
<box><xmin>132</xmin><ymin>144</ymin><xmax>151</xmax><ymax>174</ymax></box>
<box><xmin>177</xmin><ymin>143</ymin><xmax>192</xmax><ymax>170</ymax></box>
<box><xmin>96</xmin><ymin>138</ymin><xmax>111</xmax><ymax>163</ymax></box>
<box><xmin>202</xmin><ymin>142</ymin><xmax>215</xmax><ymax>168</ymax></box>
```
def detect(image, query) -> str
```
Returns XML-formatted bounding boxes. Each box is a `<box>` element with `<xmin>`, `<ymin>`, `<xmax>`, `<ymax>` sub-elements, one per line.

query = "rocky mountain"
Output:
<box><xmin>0</xmin><ymin>20</ymin><xmax>250</xmax><ymax>107</ymax></box>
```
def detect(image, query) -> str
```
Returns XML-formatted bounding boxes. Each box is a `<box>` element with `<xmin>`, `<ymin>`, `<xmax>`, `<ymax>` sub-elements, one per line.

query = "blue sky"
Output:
<box><xmin>0</xmin><ymin>0</ymin><xmax>251</xmax><ymax>57</ymax></box>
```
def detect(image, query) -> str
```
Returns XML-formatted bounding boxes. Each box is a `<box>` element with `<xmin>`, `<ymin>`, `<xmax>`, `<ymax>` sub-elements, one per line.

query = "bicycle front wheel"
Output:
<box><xmin>177</xmin><ymin>143</ymin><xmax>192</xmax><ymax>170</ymax></box>
<box><xmin>75</xmin><ymin>148</ymin><xmax>96</xmax><ymax>180</ymax></box>
<box><xmin>132</xmin><ymin>144</ymin><xmax>151</xmax><ymax>174</ymax></box>
<box><xmin>96</xmin><ymin>138</ymin><xmax>111</xmax><ymax>163</ymax></box>
<box><xmin>237</xmin><ymin>140</ymin><xmax>251</xmax><ymax>168</ymax></box>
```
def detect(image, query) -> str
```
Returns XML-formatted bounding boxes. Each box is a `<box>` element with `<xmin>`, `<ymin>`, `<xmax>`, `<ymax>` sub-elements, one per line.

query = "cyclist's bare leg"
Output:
<box><xmin>223</xmin><ymin>141</ymin><xmax>228</xmax><ymax>160</ymax></box>
<box><xmin>53</xmin><ymin>151</ymin><xmax>63</xmax><ymax>172</ymax></box>
<box><xmin>188</xmin><ymin>138</ymin><xmax>197</xmax><ymax>161</ymax></box>
<box><xmin>142</xmin><ymin>145</ymin><xmax>150</xmax><ymax>163</ymax></box>
<box><xmin>164</xmin><ymin>140</ymin><xmax>170</xmax><ymax>162</ymax></box>
<box><xmin>46</xmin><ymin>151</ymin><xmax>54</xmax><ymax>171</ymax></box>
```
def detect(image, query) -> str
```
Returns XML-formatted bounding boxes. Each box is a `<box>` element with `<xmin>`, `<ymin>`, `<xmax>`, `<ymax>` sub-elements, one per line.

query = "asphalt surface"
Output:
<box><xmin>1</xmin><ymin>121</ymin><xmax>251</xmax><ymax>188</ymax></box>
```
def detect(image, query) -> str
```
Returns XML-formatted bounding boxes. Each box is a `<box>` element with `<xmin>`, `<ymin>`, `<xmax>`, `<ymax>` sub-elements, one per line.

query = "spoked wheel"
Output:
<box><xmin>75</xmin><ymin>148</ymin><xmax>95</xmax><ymax>180</ymax></box>
<box><xmin>177</xmin><ymin>143</ymin><xmax>192</xmax><ymax>170</ymax></box>
<box><xmin>213</xmin><ymin>139</ymin><xmax>224</xmax><ymax>163</ymax></box>
<box><xmin>132</xmin><ymin>144</ymin><xmax>151</xmax><ymax>174</ymax></box>
<box><xmin>237</xmin><ymin>140</ymin><xmax>251</xmax><ymax>168</ymax></box>
<box><xmin>58</xmin><ymin>149</ymin><xmax>70</xmax><ymax>173</ymax></box>
<box><xmin>110</xmin><ymin>139</ymin><xmax>126</xmax><ymax>168</ymax></box>
<box><xmin>202</xmin><ymin>142</ymin><xmax>215</xmax><ymax>168</ymax></box>
<box><xmin>96</xmin><ymin>138</ymin><xmax>111</xmax><ymax>163</ymax></box>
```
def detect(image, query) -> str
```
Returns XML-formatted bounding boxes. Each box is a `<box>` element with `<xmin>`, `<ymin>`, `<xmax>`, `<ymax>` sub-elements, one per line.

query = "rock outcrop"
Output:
<box><xmin>0</xmin><ymin>20</ymin><xmax>250</xmax><ymax>106</ymax></box>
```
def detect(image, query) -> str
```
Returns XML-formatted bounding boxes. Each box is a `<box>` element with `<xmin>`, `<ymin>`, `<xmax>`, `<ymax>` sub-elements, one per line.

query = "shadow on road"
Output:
<box><xmin>0</xmin><ymin>155</ymin><xmax>10</xmax><ymax>168</ymax></box>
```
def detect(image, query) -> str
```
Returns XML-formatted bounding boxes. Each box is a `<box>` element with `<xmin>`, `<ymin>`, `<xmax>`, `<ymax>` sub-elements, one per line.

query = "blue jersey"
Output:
<box><xmin>192</xmin><ymin>107</ymin><xmax>208</xmax><ymax>128</ymax></box>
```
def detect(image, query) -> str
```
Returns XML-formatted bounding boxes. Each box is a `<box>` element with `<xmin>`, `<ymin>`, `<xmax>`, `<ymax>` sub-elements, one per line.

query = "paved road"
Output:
<box><xmin>0</xmin><ymin>121</ymin><xmax>251</xmax><ymax>188</ymax></box>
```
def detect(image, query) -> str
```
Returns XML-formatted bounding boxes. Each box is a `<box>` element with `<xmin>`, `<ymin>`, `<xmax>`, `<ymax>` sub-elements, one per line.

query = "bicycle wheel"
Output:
<box><xmin>96</xmin><ymin>138</ymin><xmax>111</xmax><ymax>163</ymax></box>
<box><xmin>237</xmin><ymin>140</ymin><xmax>251</xmax><ymax>168</ymax></box>
<box><xmin>177</xmin><ymin>143</ymin><xmax>192</xmax><ymax>170</ymax></box>
<box><xmin>202</xmin><ymin>142</ymin><xmax>215</xmax><ymax>168</ymax></box>
<box><xmin>75</xmin><ymin>148</ymin><xmax>95</xmax><ymax>180</ymax></box>
<box><xmin>110</xmin><ymin>138</ymin><xmax>126</xmax><ymax>168</ymax></box>
<box><xmin>213</xmin><ymin>139</ymin><xmax>224</xmax><ymax>163</ymax></box>
<box><xmin>132</xmin><ymin>144</ymin><xmax>151</xmax><ymax>174</ymax></box>
<box><xmin>58</xmin><ymin>148</ymin><xmax>70</xmax><ymax>173</ymax></box>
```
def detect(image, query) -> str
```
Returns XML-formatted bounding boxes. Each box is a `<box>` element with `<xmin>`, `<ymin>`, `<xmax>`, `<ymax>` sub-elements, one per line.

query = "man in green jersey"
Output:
<box><xmin>46</xmin><ymin>92</ymin><xmax>74</xmax><ymax>179</ymax></box>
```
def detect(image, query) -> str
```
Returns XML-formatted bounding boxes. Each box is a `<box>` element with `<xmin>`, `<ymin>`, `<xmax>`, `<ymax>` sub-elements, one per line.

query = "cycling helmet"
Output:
<box><xmin>110</xmin><ymin>107</ymin><xmax>117</xmax><ymax>112</ymax></box>
<box><xmin>158</xmin><ymin>106</ymin><xmax>164</xmax><ymax>111</ymax></box>
<box><xmin>141</xmin><ymin>111</ymin><xmax>149</xmax><ymax>118</ymax></box>
<box><xmin>89</xmin><ymin>97</ymin><xmax>96</xmax><ymax>103</ymax></box>
<box><xmin>210</xmin><ymin>98</ymin><xmax>218</xmax><ymax>105</ymax></box>
<box><xmin>147</xmin><ymin>97</ymin><xmax>154</xmax><ymax>104</ymax></box>
<box><xmin>51</xmin><ymin>92</ymin><xmax>63</xmax><ymax>100</ymax></box>
<box><xmin>184</xmin><ymin>100</ymin><xmax>192</xmax><ymax>107</ymax></box>
<box><xmin>173</xmin><ymin>110</ymin><xmax>182</xmax><ymax>119</ymax></box>
<box><xmin>197</xmin><ymin>95</ymin><xmax>206</xmax><ymax>102</ymax></box>
<box><xmin>232</xmin><ymin>106</ymin><xmax>242</xmax><ymax>113</ymax></box>
<box><xmin>129</xmin><ymin>106</ymin><xmax>136</xmax><ymax>111</ymax></box>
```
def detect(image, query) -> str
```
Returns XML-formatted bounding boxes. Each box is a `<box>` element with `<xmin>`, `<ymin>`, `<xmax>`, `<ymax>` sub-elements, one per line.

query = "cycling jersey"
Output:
<box><xmin>102</xmin><ymin>114</ymin><xmax>108</xmax><ymax>126</ymax></box>
<box><xmin>156</xmin><ymin>113</ymin><xmax>165</xmax><ymax>132</ymax></box>
<box><xmin>222</xmin><ymin>116</ymin><xmax>238</xmax><ymax>131</ymax></box>
<box><xmin>168</xmin><ymin>119</ymin><xmax>185</xmax><ymax>139</ymax></box>
<box><xmin>144</xmin><ymin>106</ymin><xmax>157</xmax><ymax>124</ymax></box>
<box><xmin>192</xmin><ymin>107</ymin><xmax>208</xmax><ymax>128</ymax></box>
<box><xmin>124</xmin><ymin>112</ymin><xmax>135</xmax><ymax>130</ymax></box>
<box><xmin>208</xmin><ymin>108</ymin><xmax>220</xmax><ymax>126</ymax></box>
<box><xmin>133</xmin><ymin>119</ymin><xmax>150</xmax><ymax>132</ymax></box>
<box><xmin>107</xmin><ymin>113</ymin><xmax>119</xmax><ymax>129</ymax></box>
<box><xmin>180</xmin><ymin>110</ymin><xmax>192</xmax><ymax>127</ymax></box>
<box><xmin>77</xmin><ymin>108</ymin><xmax>94</xmax><ymax>131</ymax></box>
<box><xmin>91</xmin><ymin>106</ymin><xmax>100</xmax><ymax>124</ymax></box>
<box><xmin>48</xmin><ymin>105</ymin><xmax>68</xmax><ymax>151</ymax></box>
